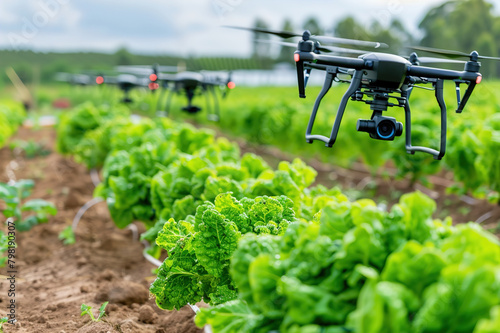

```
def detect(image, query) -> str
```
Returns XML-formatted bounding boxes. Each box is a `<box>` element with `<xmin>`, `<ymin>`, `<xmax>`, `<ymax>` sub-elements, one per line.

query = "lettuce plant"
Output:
<box><xmin>196</xmin><ymin>192</ymin><xmax>500</xmax><ymax>333</ymax></box>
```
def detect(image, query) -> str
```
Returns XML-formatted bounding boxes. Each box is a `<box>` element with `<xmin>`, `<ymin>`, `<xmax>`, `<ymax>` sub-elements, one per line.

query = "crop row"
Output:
<box><xmin>56</xmin><ymin>102</ymin><xmax>500</xmax><ymax>332</ymax></box>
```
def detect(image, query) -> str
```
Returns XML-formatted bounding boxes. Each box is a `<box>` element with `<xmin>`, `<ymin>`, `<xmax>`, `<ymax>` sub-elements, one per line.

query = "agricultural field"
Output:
<box><xmin>0</xmin><ymin>77</ymin><xmax>499</xmax><ymax>332</ymax></box>
<box><xmin>2</xmin><ymin>0</ymin><xmax>500</xmax><ymax>332</ymax></box>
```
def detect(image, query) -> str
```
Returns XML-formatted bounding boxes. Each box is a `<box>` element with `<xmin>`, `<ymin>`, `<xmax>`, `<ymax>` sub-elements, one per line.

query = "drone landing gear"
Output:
<box><xmin>203</xmin><ymin>85</ymin><xmax>220</xmax><ymax>122</ymax></box>
<box><xmin>305</xmin><ymin>69</ymin><xmax>363</xmax><ymax>147</ymax></box>
<box><xmin>305</xmin><ymin>68</ymin><xmax>448</xmax><ymax>160</ymax></box>
<box><xmin>404</xmin><ymin>79</ymin><xmax>447</xmax><ymax>160</ymax></box>
<box><xmin>121</xmin><ymin>95</ymin><xmax>133</xmax><ymax>104</ymax></box>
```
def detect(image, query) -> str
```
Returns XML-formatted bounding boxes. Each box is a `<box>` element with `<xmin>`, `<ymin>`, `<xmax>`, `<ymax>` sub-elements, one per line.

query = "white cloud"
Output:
<box><xmin>0</xmin><ymin>0</ymin><xmax>499</xmax><ymax>55</ymax></box>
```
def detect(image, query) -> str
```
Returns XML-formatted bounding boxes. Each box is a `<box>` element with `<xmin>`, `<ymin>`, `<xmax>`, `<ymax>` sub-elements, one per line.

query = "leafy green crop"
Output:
<box><xmin>9</xmin><ymin>139</ymin><xmax>51</xmax><ymax>158</ymax></box>
<box><xmin>196</xmin><ymin>191</ymin><xmax>500</xmax><ymax>333</ymax></box>
<box><xmin>56</xmin><ymin>102</ymin><xmax>130</xmax><ymax>167</ymax></box>
<box><xmin>149</xmin><ymin>193</ymin><xmax>297</xmax><ymax>310</ymax></box>
<box><xmin>0</xmin><ymin>180</ymin><xmax>57</xmax><ymax>231</ymax></box>
<box><xmin>0</xmin><ymin>231</ymin><xmax>8</xmax><ymax>268</ymax></box>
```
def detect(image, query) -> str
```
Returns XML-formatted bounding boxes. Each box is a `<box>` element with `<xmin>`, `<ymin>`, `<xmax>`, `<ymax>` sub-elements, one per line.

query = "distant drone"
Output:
<box><xmin>230</xmin><ymin>27</ymin><xmax>499</xmax><ymax>159</ymax></box>
<box><xmin>156</xmin><ymin>71</ymin><xmax>235</xmax><ymax>122</ymax></box>
<box><xmin>94</xmin><ymin>74</ymin><xmax>150</xmax><ymax>103</ymax></box>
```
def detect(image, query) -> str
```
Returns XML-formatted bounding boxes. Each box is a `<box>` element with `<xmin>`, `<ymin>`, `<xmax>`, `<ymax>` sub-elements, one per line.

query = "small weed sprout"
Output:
<box><xmin>58</xmin><ymin>226</ymin><xmax>75</xmax><ymax>245</ymax></box>
<box><xmin>81</xmin><ymin>302</ymin><xmax>109</xmax><ymax>322</ymax></box>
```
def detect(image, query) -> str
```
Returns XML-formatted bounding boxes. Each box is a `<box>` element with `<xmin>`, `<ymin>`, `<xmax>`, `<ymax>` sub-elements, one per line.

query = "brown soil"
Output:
<box><xmin>0</xmin><ymin>127</ymin><xmax>202</xmax><ymax>333</ymax></box>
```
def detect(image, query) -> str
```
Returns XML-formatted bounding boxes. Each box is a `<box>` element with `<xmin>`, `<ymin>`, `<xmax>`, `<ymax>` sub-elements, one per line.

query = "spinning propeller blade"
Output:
<box><xmin>225</xmin><ymin>26</ymin><xmax>388</xmax><ymax>49</ymax></box>
<box><xmin>410</xmin><ymin>46</ymin><xmax>500</xmax><ymax>61</ymax></box>
<box><xmin>256</xmin><ymin>39</ymin><xmax>367</xmax><ymax>55</ymax></box>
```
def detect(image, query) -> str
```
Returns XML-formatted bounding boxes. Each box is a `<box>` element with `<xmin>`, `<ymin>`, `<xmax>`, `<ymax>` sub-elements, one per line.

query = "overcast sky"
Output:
<box><xmin>1</xmin><ymin>0</ymin><xmax>499</xmax><ymax>56</ymax></box>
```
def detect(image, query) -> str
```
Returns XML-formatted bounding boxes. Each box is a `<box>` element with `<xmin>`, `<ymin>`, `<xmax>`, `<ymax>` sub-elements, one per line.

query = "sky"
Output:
<box><xmin>0</xmin><ymin>0</ymin><xmax>499</xmax><ymax>57</ymax></box>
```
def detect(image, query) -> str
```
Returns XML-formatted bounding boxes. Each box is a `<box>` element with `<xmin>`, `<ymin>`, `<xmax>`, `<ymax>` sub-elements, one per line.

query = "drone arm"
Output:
<box><xmin>297</xmin><ymin>52</ymin><xmax>366</xmax><ymax>70</ymax></box>
<box><xmin>407</xmin><ymin>66</ymin><xmax>478</xmax><ymax>81</ymax></box>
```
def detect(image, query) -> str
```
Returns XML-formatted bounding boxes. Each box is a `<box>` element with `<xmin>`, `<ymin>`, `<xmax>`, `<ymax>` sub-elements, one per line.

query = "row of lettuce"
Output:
<box><xmin>57</xmin><ymin>102</ymin><xmax>500</xmax><ymax>333</ymax></box>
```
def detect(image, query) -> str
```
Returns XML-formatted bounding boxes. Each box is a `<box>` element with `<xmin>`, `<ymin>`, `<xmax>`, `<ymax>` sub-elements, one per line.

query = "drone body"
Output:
<box><xmin>359</xmin><ymin>53</ymin><xmax>410</xmax><ymax>89</ymax></box>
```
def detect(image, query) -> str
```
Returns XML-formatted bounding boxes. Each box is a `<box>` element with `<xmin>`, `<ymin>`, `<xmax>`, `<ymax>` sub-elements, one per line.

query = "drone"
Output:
<box><xmin>95</xmin><ymin>73</ymin><xmax>151</xmax><ymax>103</ymax></box>
<box><xmin>115</xmin><ymin>64</ymin><xmax>178</xmax><ymax>92</ymax></box>
<box><xmin>55</xmin><ymin>71</ymin><xmax>139</xmax><ymax>103</ymax></box>
<box><xmin>156</xmin><ymin>70</ymin><xmax>235</xmax><ymax>122</ymax></box>
<box><xmin>229</xmin><ymin>26</ymin><xmax>499</xmax><ymax>160</ymax></box>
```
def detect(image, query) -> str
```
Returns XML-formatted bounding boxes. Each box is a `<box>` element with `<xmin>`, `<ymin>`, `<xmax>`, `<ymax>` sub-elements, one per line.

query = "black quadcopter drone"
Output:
<box><xmin>230</xmin><ymin>26</ymin><xmax>500</xmax><ymax>160</ymax></box>
<box><xmin>156</xmin><ymin>70</ymin><xmax>235</xmax><ymax>122</ymax></box>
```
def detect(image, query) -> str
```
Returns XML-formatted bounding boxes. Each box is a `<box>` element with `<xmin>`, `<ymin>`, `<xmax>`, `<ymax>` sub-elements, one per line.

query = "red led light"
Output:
<box><xmin>294</xmin><ymin>53</ymin><xmax>300</xmax><ymax>62</ymax></box>
<box><xmin>227</xmin><ymin>81</ymin><xmax>236</xmax><ymax>90</ymax></box>
<box><xmin>149</xmin><ymin>82</ymin><xmax>159</xmax><ymax>90</ymax></box>
<box><xmin>96</xmin><ymin>76</ymin><xmax>104</xmax><ymax>85</ymax></box>
<box><xmin>149</xmin><ymin>74</ymin><xmax>158</xmax><ymax>82</ymax></box>
<box><xmin>476</xmin><ymin>75</ymin><xmax>482</xmax><ymax>84</ymax></box>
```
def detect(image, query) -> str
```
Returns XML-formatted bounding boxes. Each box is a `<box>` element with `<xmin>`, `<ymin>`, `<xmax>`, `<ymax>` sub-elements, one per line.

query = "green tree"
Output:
<box><xmin>303</xmin><ymin>17</ymin><xmax>323</xmax><ymax>36</ymax></box>
<box><xmin>419</xmin><ymin>0</ymin><xmax>497</xmax><ymax>55</ymax></box>
<box><xmin>419</xmin><ymin>0</ymin><xmax>498</xmax><ymax>76</ymax></box>
<box><xmin>115</xmin><ymin>47</ymin><xmax>132</xmax><ymax>66</ymax></box>
<box><xmin>334</xmin><ymin>16</ymin><xmax>371</xmax><ymax>42</ymax></box>
<box><xmin>252</xmin><ymin>18</ymin><xmax>272</xmax><ymax>63</ymax></box>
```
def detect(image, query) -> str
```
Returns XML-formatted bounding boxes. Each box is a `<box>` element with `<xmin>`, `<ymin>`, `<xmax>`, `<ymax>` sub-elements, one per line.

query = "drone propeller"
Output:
<box><xmin>225</xmin><ymin>26</ymin><xmax>388</xmax><ymax>49</ymax></box>
<box><xmin>405</xmin><ymin>53</ymin><xmax>467</xmax><ymax>65</ymax></box>
<box><xmin>409</xmin><ymin>46</ymin><xmax>500</xmax><ymax>61</ymax></box>
<box><xmin>115</xmin><ymin>65</ymin><xmax>178</xmax><ymax>76</ymax></box>
<box><xmin>256</xmin><ymin>39</ymin><xmax>367</xmax><ymax>55</ymax></box>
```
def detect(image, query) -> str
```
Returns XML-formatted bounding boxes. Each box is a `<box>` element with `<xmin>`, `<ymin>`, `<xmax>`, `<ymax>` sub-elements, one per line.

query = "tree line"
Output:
<box><xmin>252</xmin><ymin>0</ymin><xmax>500</xmax><ymax>77</ymax></box>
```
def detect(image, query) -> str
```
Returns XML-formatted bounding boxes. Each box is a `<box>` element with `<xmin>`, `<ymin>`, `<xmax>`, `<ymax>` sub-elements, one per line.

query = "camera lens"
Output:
<box><xmin>376</xmin><ymin>119</ymin><xmax>395</xmax><ymax>139</ymax></box>
<box><xmin>356</xmin><ymin>119</ymin><xmax>376</xmax><ymax>132</ymax></box>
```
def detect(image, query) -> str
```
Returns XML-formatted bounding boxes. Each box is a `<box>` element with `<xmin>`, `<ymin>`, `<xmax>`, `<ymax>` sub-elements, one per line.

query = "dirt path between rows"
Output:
<box><xmin>0</xmin><ymin>127</ymin><xmax>202</xmax><ymax>333</ymax></box>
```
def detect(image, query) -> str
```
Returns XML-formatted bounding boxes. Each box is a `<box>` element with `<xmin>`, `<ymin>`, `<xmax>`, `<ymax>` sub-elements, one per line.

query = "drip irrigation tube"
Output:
<box><xmin>72</xmin><ymin>197</ymin><xmax>105</xmax><ymax>232</ymax></box>
<box><xmin>90</xmin><ymin>169</ymin><xmax>101</xmax><ymax>187</ymax></box>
